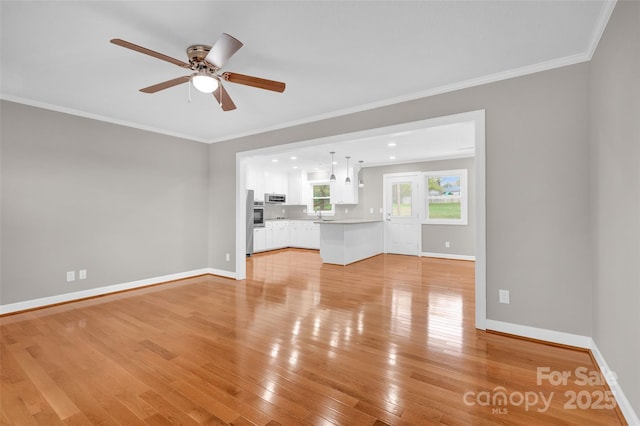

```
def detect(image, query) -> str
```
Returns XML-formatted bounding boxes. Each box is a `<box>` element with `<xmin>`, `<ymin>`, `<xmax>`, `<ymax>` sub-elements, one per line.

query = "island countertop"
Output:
<box><xmin>314</xmin><ymin>219</ymin><xmax>383</xmax><ymax>225</ymax></box>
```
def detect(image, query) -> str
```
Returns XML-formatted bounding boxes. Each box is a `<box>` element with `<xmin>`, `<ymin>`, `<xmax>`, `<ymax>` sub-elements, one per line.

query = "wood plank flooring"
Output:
<box><xmin>1</xmin><ymin>250</ymin><xmax>624</xmax><ymax>425</ymax></box>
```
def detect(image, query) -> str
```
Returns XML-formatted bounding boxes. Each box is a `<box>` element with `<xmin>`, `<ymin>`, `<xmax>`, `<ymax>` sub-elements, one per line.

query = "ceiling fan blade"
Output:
<box><xmin>222</xmin><ymin>72</ymin><xmax>286</xmax><ymax>93</ymax></box>
<box><xmin>110</xmin><ymin>38</ymin><xmax>190</xmax><ymax>68</ymax></box>
<box><xmin>205</xmin><ymin>33</ymin><xmax>243</xmax><ymax>69</ymax></box>
<box><xmin>213</xmin><ymin>83</ymin><xmax>237</xmax><ymax>111</ymax></box>
<box><xmin>139</xmin><ymin>76</ymin><xmax>190</xmax><ymax>93</ymax></box>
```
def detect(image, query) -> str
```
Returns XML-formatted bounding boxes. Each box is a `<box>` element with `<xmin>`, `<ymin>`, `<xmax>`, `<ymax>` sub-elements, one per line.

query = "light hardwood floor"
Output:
<box><xmin>1</xmin><ymin>250</ymin><xmax>624</xmax><ymax>425</ymax></box>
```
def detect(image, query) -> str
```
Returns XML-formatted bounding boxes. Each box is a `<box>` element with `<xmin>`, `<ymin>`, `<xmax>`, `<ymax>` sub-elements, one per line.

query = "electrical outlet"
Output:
<box><xmin>225</xmin><ymin>253</ymin><xmax>230</xmax><ymax>262</ymax></box>
<box><xmin>66</xmin><ymin>271</ymin><xmax>75</xmax><ymax>282</ymax></box>
<box><xmin>344</xmin><ymin>208</ymin><xmax>349</xmax><ymax>214</ymax></box>
<box><xmin>79</xmin><ymin>269</ymin><xmax>87</xmax><ymax>280</ymax></box>
<box><xmin>379</xmin><ymin>207</ymin><xmax>383</xmax><ymax>213</ymax></box>
<box><xmin>499</xmin><ymin>289</ymin><xmax>510</xmax><ymax>304</ymax></box>
<box><xmin>445</xmin><ymin>241</ymin><xmax>450</xmax><ymax>248</ymax></box>
<box><xmin>370</xmin><ymin>207</ymin><xmax>374</xmax><ymax>214</ymax></box>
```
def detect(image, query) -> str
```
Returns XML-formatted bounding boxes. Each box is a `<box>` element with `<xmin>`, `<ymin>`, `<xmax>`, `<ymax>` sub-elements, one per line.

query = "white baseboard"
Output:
<box><xmin>485</xmin><ymin>319</ymin><xmax>593</xmax><ymax>348</ymax></box>
<box><xmin>208</xmin><ymin>268</ymin><xmax>236</xmax><ymax>280</ymax></box>
<box><xmin>589</xmin><ymin>340</ymin><xmax>640</xmax><ymax>426</ymax></box>
<box><xmin>421</xmin><ymin>252</ymin><xmax>476</xmax><ymax>261</ymax></box>
<box><xmin>486</xmin><ymin>319</ymin><xmax>639</xmax><ymax>425</ymax></box>
<box><xmin>0</xmin><ymin>267</ymin><xmax>236</xmax><ymax>315</ymax></box>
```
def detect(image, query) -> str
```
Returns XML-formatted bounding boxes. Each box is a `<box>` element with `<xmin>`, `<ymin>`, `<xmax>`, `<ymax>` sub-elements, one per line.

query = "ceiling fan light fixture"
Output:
<box><xmin>192</xmin><ymin>72</ymin><xmax>219</xmax><ymax>93</ymax></box>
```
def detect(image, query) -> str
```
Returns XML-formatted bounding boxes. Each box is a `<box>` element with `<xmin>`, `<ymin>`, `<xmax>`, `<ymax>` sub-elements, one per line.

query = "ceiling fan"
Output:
<box><xmin>110</xmin><ymin>33</ymin><xmax>285</xmax><ymax>111</ymax></box>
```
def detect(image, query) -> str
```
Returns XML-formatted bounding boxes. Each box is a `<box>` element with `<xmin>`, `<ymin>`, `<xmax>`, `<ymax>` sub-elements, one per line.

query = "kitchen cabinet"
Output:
<box><xmin>265</xmin><ymin>171</ymin><xmax>288</xmax><ymax>197</ymax></box>
<box><xmin>287</xmin><ymin>170</ymin><xmax>304</xmax><ymax>205</ymax></box>
<box><xmin>289</xmin><ymin>220</ymin><xmax>320</xmax><ymax>249</ymax></box>
<box><xmin>330</xmin><ymin>167</ymin><xmax>359</xmax><ymax>205</ymax></box>
<box><xmin>265</xmin><ymin>221</ymin><xmax>274</xmax><ymax>248</ymax></box>
<box><xmin>264</xmin><ymin>220</ymin><xmax>289</xmax><ymax>250</ymax></box>
<box><xmin>257</xmin><ymin>220</ymin><xmax>319</xmax><ymax>252</ymax></box>
<box><xmin>247</xmin><ymin>168</ymin><xmax>288</xmax><ymax>202</ymax></box>
<box><xmin>306</xmin><ymin>222</ymin><xmax>320</xmax><ymax>249</ymax></box>
<box><xmin>273</xmin><ymin>220</ymin><xmax>289</xmax><ymax>248</ymax></box>
<box><xmin>253</xmin><ymin>227</ymin><xmax>266</xmax><ymax>252</ymax></box>
<box><xmin>246</xmin><ymin>168</ymin><xmax>265</xmax><ymax>201</ymax></box>
<box><xmin>289</xmin><ymin>220</ymin><xmax>302</xmax><ymax>247</ymax></box>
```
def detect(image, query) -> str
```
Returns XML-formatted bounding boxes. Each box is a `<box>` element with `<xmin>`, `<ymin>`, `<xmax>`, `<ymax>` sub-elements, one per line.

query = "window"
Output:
<box><xmin>312</xmin><ymin>183</ymin><xmax>332</xmax><ymax>212</ymax></box>
<box><xmin>391</xmin><ymin>182</ymin><xmax>413</xmax><ymax>217</ymax></box>
<box><xmin>424</xmin><ymin>169</ymin><xmax>468</xmax><ymax>225</ymax></box>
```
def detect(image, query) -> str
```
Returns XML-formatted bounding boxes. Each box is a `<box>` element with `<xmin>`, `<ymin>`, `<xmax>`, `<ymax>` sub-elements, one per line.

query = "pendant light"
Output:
<box><xmin>345</xmin><ymin>156</ymin><xmax>351</xmax><ymax>184</ymax></box>
<box><xmin>329</xmin><ymin>152</ymin><xmax>336</xmax><ymax>182</ymax></box>
<box><xmin>358</xmin><ymin>160</ymin><xmax>365</xmax><ymax>188</ymax></box>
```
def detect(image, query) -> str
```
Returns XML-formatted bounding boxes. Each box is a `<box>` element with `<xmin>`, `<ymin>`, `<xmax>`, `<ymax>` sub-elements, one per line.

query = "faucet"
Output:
<box><xmin>316</xmin><ymin>210</ymin><xmax>322</xmax><ymax>219</ymax></box>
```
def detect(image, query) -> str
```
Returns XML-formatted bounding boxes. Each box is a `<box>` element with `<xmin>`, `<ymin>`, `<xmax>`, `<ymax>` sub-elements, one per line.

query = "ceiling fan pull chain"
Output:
<box><xmin>187</xmin><ymin>77</ymin><xmax>192</xmax><ymax>103</ymax></box>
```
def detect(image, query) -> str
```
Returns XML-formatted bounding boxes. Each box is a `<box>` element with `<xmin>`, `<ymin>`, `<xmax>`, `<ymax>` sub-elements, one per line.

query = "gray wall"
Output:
<box><xmin>349</xmin><ymin>157</ymin><xmax>475</xmax><ymax>257</ymax></box>
<box><xmin>589</xmin><ymin>0</ymin><xmax>640</xmax><ymax>413</ymax></box>
<box><xmin>1</xmin><ymin>101</ymin><xmax>209</xmax><ymax>304</ymax></box>
<box><xmin>210</xmin><ymin>62</ymin><xmax>592</xmax><ymax>336</ymax></box>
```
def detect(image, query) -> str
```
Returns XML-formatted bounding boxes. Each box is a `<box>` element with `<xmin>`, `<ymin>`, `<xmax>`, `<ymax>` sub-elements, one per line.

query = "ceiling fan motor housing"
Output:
<box><xmin>187</xmin><ymin>45</ymin><xmax>215</xmax><ymax>70</ymax></box>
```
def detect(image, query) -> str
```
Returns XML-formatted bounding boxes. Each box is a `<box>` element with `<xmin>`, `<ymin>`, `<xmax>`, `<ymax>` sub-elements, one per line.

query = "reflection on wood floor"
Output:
<box><xmin>0</xmin><ymin>250</ymin><xmax>624</xmax><ymax>425</ymax></box>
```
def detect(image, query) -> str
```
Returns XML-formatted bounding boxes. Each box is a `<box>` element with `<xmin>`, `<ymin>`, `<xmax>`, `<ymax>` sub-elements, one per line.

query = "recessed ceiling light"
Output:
<box><xmin>290</xmin><ymin>156</ymin><xmax>297</xmax><ymax>160</ymax></box>
<box><xmin>293</xmin><ymin>166</ymin><xmax>299</xmax><ymax>169</ymax></box>
<box><xmin>332</xmin><ymin>161</ymin><xmax>338</xmax><ymax>165</ymax></box>
<box><xmin>272</xmin><ymin>159</ymin><xmax>279</xmax><ymax>163</ymax></box>
<box><xmin>387</xmin><ymin>142</ymin><xmax>397</xmax><ymax>147</ymax></box>
<box><xmin>389</xmin><ymin>156</ymin><xmax>396</xmax><ymax>160</ymax></box>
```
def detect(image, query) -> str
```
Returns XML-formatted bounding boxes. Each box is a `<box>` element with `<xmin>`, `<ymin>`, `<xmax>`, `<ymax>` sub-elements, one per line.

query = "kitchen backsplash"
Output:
<box><xmin>264</xmin><ymin>203</ymin><xmax>379</xmax><ymax>220</ymax></box>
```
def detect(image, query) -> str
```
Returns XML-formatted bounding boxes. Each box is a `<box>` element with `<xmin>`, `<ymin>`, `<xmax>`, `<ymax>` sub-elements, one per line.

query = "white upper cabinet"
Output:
<box><xmin>330</xmin><ymin>165</ymin><xmax>359</xmax><ymax>205</ymax></box>
<box><xmin>247</xmin><ymin>167</ymin><xmax>288</xmax><ymax>201</ymax></box>
<box><xmin>246</xmin><ymin>167</ymin><xmax>265</xmax><ymax>201</ymax></box>
<box><xmin>265</xmin><ymin>170</ymin><xmax>288</xmax><ymax>196</ymax></box>
<box><xmin>287</xmin><ymin>170</ymin><xmax>304</xmax><ymax>205</ymax></box>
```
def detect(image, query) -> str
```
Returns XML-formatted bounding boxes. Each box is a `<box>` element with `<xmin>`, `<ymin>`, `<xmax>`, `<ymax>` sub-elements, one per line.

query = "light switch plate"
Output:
<box><xmin>66</xmin><ymin>271</ymin><xmax>75</xmax><ymax>282</ymax></box>
<box><xmin>499</xmin><ymin>289</ymin><xmax>510</xmax><ymax>304</ymax></box>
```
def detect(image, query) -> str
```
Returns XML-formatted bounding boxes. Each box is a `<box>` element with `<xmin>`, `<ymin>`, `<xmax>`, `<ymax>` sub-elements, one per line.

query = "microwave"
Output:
<box><xmin>265</xmin><ymin>193</ymin><xmax>286</xmax><ymax>204</ymax></box>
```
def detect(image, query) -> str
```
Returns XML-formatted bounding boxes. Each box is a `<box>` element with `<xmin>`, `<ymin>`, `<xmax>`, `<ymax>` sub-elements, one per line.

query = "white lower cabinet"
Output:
<box><xmin>308</xmin><ymin>222</ymin><xmax>320</xmax><ymax>249</ymax></box>
<box><xmin>259</xmin><ymin>220</ymin><xmax>290</xmax><ymax>251</ymax></box>
<box><xmin>273</xmin><ymin>221</ymin><xmax>289</xmax><ymax>248</ymax></box>
<box><xmin>265</xmin><ymin>222</ymin><xmax>274</xmax><ymax>249</ymax></box>
<box><xmin>253</xmin><ymin>227</ymin><xmax>266</xmax><ymax>252</ymax></box>
<box><xmin>289</xmin><ymin>220</ymin><xmax>320</xmax><ymax>250</ymax></box>
<box><xmin>255</xmin><ymin>220</ymin><xmax>320</xmax><ymax>252</ymax></box>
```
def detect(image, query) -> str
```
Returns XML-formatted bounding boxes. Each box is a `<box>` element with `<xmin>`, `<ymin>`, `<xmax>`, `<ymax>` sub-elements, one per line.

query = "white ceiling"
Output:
<box><xmin>1</xmin><ymin>1</ymin><xmax>613</xmax><ymax>144</ymax></box>
<box><xmin>245</xmin><ymin>119</ymin><xmax>476</xmax><ymax>174</ymax></box>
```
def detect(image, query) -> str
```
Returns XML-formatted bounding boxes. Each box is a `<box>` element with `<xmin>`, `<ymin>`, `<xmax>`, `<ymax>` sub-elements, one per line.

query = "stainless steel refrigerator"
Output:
<box><xmin>246</xmin><ymin>189</ymin><xmax>254</xmax><ymax>256</ymax></box>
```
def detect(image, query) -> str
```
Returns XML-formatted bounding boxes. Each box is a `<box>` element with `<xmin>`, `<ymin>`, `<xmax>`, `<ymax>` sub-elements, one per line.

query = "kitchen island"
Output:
<box><xmin>315</xmin><ymin>219</ymin><xmax>383</xmax><ymax>265</ymax></box>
